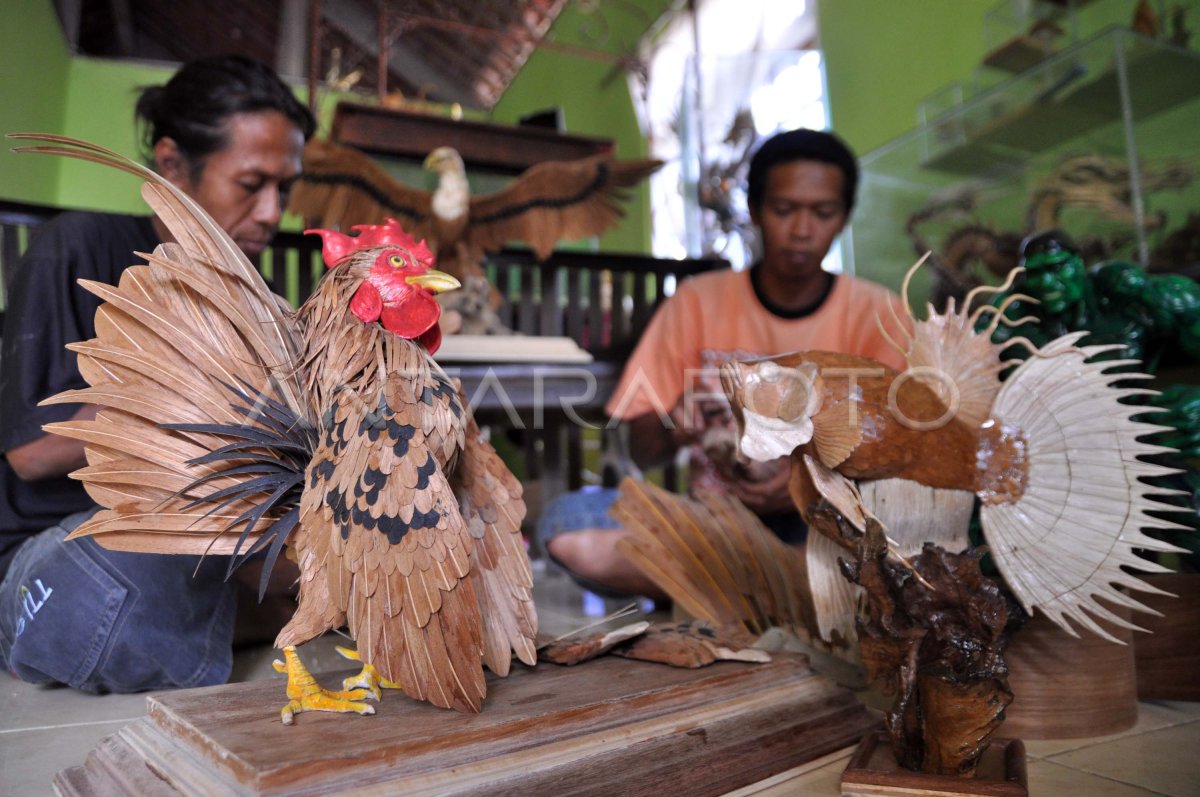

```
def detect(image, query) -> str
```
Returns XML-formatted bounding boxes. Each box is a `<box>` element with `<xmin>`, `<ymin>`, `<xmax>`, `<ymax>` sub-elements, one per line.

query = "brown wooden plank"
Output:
<box><xmin>330</xmin><ymin>102</ymin><xmax>613</xmax><ymax>174</ymax></box>
<box><xmin>610</xmin><ymin>270</ymin><xmax>630</xmax><ymax>352</ymax></box>
<box><xmin>841</xmin><ymin>732</ymin><xmax>1028</xmax><ymax>797</ymax></box>
<box><xmin>587</xmin><ymin>268</ymin><xmax>605</xmax><ymax>352</ymax></box>
<box><xmin>517</xmin><ymin>265</ymin><xmax>536</xmax><ymax>334</ymax></box>
<box><xmin>59</xmin><ymin>653</ymin><xmax>876</xmax><ymax>796</ymax></box>
<box><xmin>631</xmin><ymin>271</ymin><xmax>651</xmax><ymax>338</ymax></box>
<box><xmin>565</xmin><ymin>266</ymin><xmax>583</xmax><ymax>345</ymax></box>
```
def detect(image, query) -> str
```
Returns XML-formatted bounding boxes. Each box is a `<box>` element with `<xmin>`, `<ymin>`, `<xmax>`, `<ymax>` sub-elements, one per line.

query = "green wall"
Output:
<box><xmin>56</xmin><ymin>58</ymin><xmax>176</xmax><ymax>212</ymax></box>
<box><xmin>491</xmin><ymin>1</ymin><xmax>675</xmax><ymax>253</ymax></box>
<box><xmin>0</xmin><ymin>1</ymin><xmax>671</xmax><ymax>253</ymax></box>
<box><xmin>0</xmin><ymin>0</ymin><xmax>71</xmax><ymax>206</ymax></box>
<box><xmin>817</xmin><ymin>0</ymin><xmax>995</xmax><ymax>157</ymax></box>
<box><xmin>818</xmin><ymin>0</ymin><xmax>1161</xmax><ymax>157</ymax></box>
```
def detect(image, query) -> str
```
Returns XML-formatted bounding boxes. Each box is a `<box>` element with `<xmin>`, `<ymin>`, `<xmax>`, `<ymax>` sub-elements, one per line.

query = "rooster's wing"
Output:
<box><xmin>12</xmin><ymin>135</ymin><xmax>310</xmax><ymax>563</ymax></box>
<box><xmin>452</xmin><ymin>405</ymin><xmax>537</xmax><ymax>675</ymax></box>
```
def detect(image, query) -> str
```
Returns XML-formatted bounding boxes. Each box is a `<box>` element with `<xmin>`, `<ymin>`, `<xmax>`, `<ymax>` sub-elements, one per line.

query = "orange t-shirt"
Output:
<box><xmin>605</xmin><ymin>268</ymin><xmax>909</xmax><ymax>421</ymax></box>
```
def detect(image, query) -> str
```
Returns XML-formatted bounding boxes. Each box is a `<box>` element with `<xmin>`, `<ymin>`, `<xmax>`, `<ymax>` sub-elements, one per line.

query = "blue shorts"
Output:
<box><xmin>0</xmin><ymin>509</ymin><xmax>237</xmax><ymax>693</ymax></box>
<box><xmin>536</xmin><ymin>486</ymin><xmax>806</xmax><ymax>596</ymax></box>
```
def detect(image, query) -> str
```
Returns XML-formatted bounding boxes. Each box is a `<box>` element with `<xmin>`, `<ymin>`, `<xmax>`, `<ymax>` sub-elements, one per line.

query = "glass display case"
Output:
<box><xmin>847</xmin><ymin>25</ymin><xmax>1200</xmax><ymax>308</ymax></box>
<box><xmin>982</xmin><ymin>0</ymin><xmax>1073</xmax><ymax>74</ymax></box>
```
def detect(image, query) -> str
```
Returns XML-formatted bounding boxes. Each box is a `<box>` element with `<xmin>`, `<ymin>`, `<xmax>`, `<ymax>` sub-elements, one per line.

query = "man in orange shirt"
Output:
<box><xmin>538</xmin><ymin>129</ymin><xmax>907</xmax><ymax>598</ymax></box>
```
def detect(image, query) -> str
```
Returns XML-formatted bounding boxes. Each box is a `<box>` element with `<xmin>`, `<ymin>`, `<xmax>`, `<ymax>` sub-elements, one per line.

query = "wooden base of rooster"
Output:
<box><xmin>54</xmin><ymin>653</ymin><xmax>879</xmax><ymax>796</ymax></box>
<box><xmin>718</xmin><ymin>258</ymin><xmax>1188</xmax><ymax>790</ymax></box>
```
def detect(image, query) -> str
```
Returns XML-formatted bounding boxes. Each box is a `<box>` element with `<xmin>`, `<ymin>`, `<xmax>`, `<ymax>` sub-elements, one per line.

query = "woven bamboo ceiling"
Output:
<box><xmin>59</xmin><ymin>0</ymin><xmax>572</xmax><ymax>109</ymax></box>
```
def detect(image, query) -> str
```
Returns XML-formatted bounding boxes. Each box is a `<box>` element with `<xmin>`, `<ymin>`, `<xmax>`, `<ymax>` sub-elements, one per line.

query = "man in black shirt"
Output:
<box><xmin>0</xmin><ymin>214</ymin><xmax>158</xmax><ymax>575</ymax></box>
<box><xmin>0</xmin><ymin>55</ymin><xmax>315</xmax><ymax>692</ymax></box>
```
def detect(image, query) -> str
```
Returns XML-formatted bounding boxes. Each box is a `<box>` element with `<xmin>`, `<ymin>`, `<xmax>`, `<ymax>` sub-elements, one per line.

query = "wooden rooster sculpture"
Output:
<box><xmin>287</xmin><ymin>137</ymin><xmax>662</xmax><ymax>283</ymax></box>
<box><xmin>12</xmin><ymin>135</ymin><xmax>537</xmax><ymax>721</ymax></box>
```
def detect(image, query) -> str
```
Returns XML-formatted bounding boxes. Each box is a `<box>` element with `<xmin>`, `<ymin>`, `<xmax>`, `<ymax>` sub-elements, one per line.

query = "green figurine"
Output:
<box><xmin>989</xmin><ymin>229</ymin><xmax>1200</xmax><ymax>565</ymax></box>
<box><xmin>990</xmin><ymin>229</ymin><xmax>1200</xmax><ymax>365</ymax></box>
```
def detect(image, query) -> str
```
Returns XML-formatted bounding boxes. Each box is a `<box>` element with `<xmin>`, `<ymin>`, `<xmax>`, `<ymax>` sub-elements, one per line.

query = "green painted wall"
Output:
<box><xmin>0</xmin><ymin>0</ymin><xmax>71</xmax><ymax>205</ymax></box>
<box><xmin>56</xmin><ymin>58</ymin><xmax>176</xmax><ymax>212</ymax></box>
<box><xmin>0</xmin><ymin>1</ymin><xmax>672</xmax><ymax>253</ymax></box>
<box><xmin>817</xmin><ymin>0</ymin><xmax>1197</xmax><ymax>298</ymax></box>
<box><xmin>818</xmin><ymin>0</ymin><xmax>1162</xmax><ymax>156</ymax></box>
<box><xmin>817</xmin><ymin>0</ymin><xmax>995</xmax><ymax>157</ymax></box>
<box><xmin>491</xmin><ymin>1</ymin><xmax>676</xmax><ymax>254</ymax></box>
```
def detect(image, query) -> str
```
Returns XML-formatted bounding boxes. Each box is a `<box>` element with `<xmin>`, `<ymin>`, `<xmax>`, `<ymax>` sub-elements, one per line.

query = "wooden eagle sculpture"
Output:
<box><xmin>12</xmin><ymin>135</ymin><xmax>537</xmax><ymax>722</ymax></box>
<box><xmin>287</xmin><ymin>137</ymin><xmax>662</xmax><ymax>283</ymax></box>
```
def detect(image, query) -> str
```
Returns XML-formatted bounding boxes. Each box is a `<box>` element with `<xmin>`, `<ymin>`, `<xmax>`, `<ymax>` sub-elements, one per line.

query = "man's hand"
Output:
<box><xmin>730</xmin><ymin>456</ymin><xmax>794</xmax><ymax>514</ymax></box>
<box><xmin>5</xmin><ymin>404</ymin><xmax>99</xmax><ymax>481</ymax></box>
<box><xmin>628</xmin><ymin>397</ymin><xmax>732</xmax><ymax>471</ymax></box>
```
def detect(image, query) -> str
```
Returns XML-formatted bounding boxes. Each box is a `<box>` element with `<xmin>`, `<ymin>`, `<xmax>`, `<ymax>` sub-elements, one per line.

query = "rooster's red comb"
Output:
<box><xmin>305</xmin><ymin>219</ymin><xmax>435</xmax><ymax>268</ymax></box>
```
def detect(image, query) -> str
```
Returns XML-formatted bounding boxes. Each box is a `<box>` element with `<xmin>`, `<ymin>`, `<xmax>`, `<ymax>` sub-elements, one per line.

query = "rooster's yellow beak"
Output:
<box><xmin>406</xmin><ymin>269</ymin><xmax>460</xmax><ymax>294</ymax></box>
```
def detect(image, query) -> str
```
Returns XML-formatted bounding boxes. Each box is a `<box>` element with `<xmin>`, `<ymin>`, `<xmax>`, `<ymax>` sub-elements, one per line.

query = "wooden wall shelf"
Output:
<box><xmin>330</xmin><ymin>102</ymin><xmax>614</xmax><ymax>175</ymax></box>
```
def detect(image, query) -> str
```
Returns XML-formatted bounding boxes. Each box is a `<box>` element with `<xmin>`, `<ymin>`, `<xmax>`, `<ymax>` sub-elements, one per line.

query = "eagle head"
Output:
<box><xmin>423</xmin><ymin>146</ymin><xmax>465</xmax><ymax>175</ymax></box>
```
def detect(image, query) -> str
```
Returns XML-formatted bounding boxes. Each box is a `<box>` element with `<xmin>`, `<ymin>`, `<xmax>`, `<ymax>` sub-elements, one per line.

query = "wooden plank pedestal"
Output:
<box><xmin>840</xmin><ymin>732</ymin><xmax>1028</xmax><ymax>797</ymax></box>
<box><xmin>55</xmin><ymin>652</ymin><xmax>878</xmax><ymax>796</ymax></box>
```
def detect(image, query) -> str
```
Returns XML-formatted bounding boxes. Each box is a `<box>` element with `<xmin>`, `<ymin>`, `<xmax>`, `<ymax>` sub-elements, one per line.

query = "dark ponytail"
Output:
<box><xmin>136</xmin><ymin>55</ymin><xmax>315</xmax><ymax>176</ymax></box>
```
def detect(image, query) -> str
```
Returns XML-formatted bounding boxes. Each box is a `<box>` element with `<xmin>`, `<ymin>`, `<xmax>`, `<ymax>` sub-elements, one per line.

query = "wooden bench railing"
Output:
<box><xmin>1</xmin><ymin>199</ymin><xmax>725</xmax><ymax>522</ymax></box>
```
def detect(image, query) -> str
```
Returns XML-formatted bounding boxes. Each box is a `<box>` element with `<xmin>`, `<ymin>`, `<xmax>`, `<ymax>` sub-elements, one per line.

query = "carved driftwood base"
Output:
<box><xmin>841</xmin><ymin>732</ymin><xmax>1028</xmax><ymax>797</ymax></box>
<box><xmin>808</xmin><ymin>505</ymin><xmax>1014</xmax><ymax>777</ymax></box>
<box><xmin>54</xmin><ymin>652</ymin><xmax>878</xmax><ymax>797</ymax></box>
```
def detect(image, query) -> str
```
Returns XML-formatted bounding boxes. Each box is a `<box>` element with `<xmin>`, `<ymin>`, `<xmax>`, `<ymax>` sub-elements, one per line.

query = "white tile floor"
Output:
<box><xmin>2</xmin><ymin>560</ymin><xmax>1198</xmax><ymax>796</ymax></box>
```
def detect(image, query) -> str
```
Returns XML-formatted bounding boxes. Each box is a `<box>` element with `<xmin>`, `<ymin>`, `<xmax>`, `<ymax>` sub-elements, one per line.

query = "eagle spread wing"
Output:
<box><xmin>288</xmin><ymin>137</ymin><xmax>661</xmax><ymax>262</ymax></box>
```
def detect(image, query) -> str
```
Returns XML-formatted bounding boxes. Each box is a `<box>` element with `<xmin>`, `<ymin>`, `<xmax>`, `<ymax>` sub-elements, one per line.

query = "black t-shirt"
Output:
<box><xmin>0</xmin><ymin>212</ymin><xmax>159</xmax><ymax>577</ymax></box>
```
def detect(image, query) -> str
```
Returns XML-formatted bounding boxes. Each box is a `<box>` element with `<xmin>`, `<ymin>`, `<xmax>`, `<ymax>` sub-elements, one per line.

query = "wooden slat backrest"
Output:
<box><xmin>478</xmin><ymin>247</ymin><xmax>725</xmax><ymax>358</ymax></box>
<box><xmin>1</xmin><ymin>202</ymin><xmax>725</xmax><ymax>511</ymax></box>
<box><xmin>0</xmin><ymin>200</ymin><xmax>59</xmax><ymax>331</ymax></box>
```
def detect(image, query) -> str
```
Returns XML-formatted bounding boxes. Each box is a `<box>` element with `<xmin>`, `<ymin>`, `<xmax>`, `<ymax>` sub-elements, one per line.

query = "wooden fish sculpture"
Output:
<box><xmin>722</xmin><ymin>261</ymin><xmax>1188</xmax><ymax>644</ymax></box>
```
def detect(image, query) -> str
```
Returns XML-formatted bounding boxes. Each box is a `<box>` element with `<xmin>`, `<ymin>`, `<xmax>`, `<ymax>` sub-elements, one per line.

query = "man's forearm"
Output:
<box><xmin>5</xmin><ymin>404</ymin><xmax>99</xmax><ymax>481</ymax></box>
<box><xmin>627</xmin><ymin>412</ymin><xmax>680</xmax><ymax>471</ymax></box>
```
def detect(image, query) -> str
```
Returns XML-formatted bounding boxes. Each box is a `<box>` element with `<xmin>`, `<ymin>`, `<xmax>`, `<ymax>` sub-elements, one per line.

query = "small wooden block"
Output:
<box><xmin>56</xmin><ymin>652</ymin><xmax>878</xmax><ymax>796</ymax></box>
<box><xmin>840</xmin><ymin>732</ymin><xmax>1028</xmax><ymax>797</ymax></box>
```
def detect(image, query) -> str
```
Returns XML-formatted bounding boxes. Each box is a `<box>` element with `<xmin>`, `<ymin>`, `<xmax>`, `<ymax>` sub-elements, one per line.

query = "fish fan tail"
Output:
<box><xmin>983</xmin><ymin>336</ymin><xmax>1188</xmax><ymax>642</ymax></box>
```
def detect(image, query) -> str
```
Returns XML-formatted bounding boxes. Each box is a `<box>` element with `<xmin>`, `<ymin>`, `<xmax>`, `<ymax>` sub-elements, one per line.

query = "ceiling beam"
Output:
<box><xmin>320</xmin><ymin>0</ymin><xmax>478</xmax><ymax>106</ymax></box>
<box><xmin>276</xmin><ymin>0</ymin><xmax>309</xmax><ymax>81</ymax></box>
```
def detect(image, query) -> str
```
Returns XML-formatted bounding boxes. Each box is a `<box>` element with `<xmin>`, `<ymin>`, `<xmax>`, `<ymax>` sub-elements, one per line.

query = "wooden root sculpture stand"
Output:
<box><xmin>55</xmin><ymin>653</ymin><xmax>878</xmax><ymax>796</ymax></box>
<box><xmin>807</xmin><ymin>508</ymin><xmax>1030</xmax><ymax>797</ymax></box>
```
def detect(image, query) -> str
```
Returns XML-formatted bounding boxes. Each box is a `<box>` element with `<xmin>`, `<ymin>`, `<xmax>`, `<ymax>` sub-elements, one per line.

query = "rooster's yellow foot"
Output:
<box><xmin>273</xmin><ymin>645</ymin><xmax>376</xmax><ymax>725</ymax></box>
<box><xmin>335</xmin><ymin>645</ymin><xmax>402</xmax><ymax>701</ymax></box>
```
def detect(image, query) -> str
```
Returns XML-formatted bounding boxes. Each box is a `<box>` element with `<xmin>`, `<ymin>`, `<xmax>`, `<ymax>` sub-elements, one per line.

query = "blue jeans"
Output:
<box><xmin>537</xmin><ymin>485</ymin><xmax>808</xmax><ymax>596</ymax></box>
<box><xmin>0</xmin><ymin>510</ymin><xmax>237</xmax><ymax>693</ymax></box>
<box><xmin>535</xmin><ymin>487</ymin><xmax>628</xmax><ymax>597</ymax></box>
